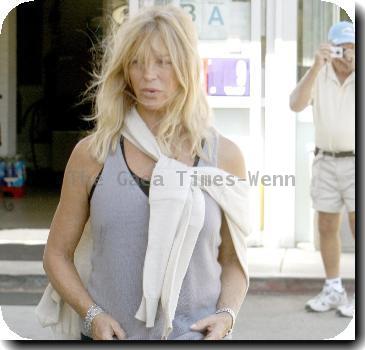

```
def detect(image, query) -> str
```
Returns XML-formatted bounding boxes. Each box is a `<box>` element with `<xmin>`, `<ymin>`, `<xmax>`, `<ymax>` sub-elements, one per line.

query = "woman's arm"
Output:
<box><xmin>216</xmin><ymin>136</ymin><xmax>248</xmax><ymax>326</ymax></box>
<box><xmin>190</xmin><ymin>135</ymin><xmax>248</xmax><ymax>340</ymax></box>
<box><xmin>43</xmin><ymin>137</ymin><xmax>96</xmax><ymax>319</ymax></box>
<box><xmin>43</xmin><ymin>136</ymin><xmax>125</xmax><ymax>339</ymax></box>
<box><xmin>216</xmin><ymin>213</ymin><xmax>248</xmax><ymax>320</ymax></box>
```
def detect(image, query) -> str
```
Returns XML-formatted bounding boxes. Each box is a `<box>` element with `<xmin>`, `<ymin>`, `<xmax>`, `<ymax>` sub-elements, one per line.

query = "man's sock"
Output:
<box><xmin>325</xmin><ymin>277</ymin><xmax>344</xmax><ymax>292</ymax></box>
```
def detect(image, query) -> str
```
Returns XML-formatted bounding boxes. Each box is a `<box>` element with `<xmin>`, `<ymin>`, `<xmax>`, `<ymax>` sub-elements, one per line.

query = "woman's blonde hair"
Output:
<box><xmin>81</xmin><ymin>4</ymin><xmax>215</xmax><ymax>164</ymax></box>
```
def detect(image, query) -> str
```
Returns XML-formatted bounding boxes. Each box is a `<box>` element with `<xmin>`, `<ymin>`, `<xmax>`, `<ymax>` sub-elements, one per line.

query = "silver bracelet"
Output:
<box><xmin>215</xmin><ymin>307</ymin><xmax>236</xmax><ymax>336</ymax></box>
<box><xmin>83</xmin><ymin>304</ymin><xmax>105</xmax><ymax>338</ymax></box>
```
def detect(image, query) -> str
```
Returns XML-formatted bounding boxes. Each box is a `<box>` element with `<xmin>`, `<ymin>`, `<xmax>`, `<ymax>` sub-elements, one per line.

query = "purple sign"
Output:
<box><xmin>207</xmin><ymin>58</ymin><xmax>250</xmax><ymax>96</ymax></box>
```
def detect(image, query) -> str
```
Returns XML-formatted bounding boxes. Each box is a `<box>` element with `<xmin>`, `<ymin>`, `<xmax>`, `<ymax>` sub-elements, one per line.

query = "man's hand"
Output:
<box><xmin>314</xmin><ymin>43</ymin><xmax>332</xmax><ymax>70</ymax></box>
<box><xmin>344</xmin><ymin>47</ymin><xmax>355</xmax><ymax>72</ymax></box>
<box><xmin>190</xmin><ymin>313</ymin><xmax>233</xmax><ymax>340</ymax></box>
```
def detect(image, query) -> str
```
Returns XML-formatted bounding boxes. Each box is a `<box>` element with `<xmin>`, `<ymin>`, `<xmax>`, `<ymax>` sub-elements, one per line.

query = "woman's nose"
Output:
<box><xmin>142</xmin><ymin>62</ymin><xmax>157</xmax><ymax>80</ymax></box>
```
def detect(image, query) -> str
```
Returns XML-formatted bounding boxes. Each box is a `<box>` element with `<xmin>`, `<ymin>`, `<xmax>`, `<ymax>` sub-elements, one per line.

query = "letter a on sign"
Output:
<box><xmin>208</xmin><ymin>6</ymin><xmax>224</xmax><ymax>25</ymax></box>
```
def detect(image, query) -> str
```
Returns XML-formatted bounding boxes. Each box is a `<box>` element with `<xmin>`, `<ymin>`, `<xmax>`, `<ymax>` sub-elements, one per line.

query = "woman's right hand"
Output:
<box><xmin>91</xmin><ymin>312</ymin><xmax>127</xmax><ymax>340</ymax></box>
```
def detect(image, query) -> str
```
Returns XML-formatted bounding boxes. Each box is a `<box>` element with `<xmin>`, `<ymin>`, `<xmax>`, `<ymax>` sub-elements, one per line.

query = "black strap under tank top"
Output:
<box><xmin>120</xmin><ymin>135</ymin><xmax>205</xmax><ymax>196</ymax></box>
<box><xmin>88</xmin><ymin>136</ymin><xmax>205</xmax><ymax>202</ymax></box>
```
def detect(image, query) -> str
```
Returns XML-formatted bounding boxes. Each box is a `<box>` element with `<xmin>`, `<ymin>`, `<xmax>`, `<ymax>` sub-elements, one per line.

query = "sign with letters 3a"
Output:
<box><xmin>180</xmin><ymin>0</ymin><xmax>250</xmax><ymax>40</ymax></box>
<box><xmin>180</xmin><ymin>0</ymin><xmax>227</xmax><ymax>39</ymax></box>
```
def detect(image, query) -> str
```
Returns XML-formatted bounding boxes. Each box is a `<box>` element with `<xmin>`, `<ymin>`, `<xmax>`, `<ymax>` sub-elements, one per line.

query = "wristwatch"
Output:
<box><xmin>215</xmin><ymin>307</ymin><xmax>236</xmax><ymax>336</ymax></box>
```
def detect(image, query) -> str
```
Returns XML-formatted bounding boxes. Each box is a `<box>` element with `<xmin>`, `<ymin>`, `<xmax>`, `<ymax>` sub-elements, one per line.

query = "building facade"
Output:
<box><xmin>0</xmin><ymin>0</ymin><xmax>354</xmax><ymax>251</ymax></box>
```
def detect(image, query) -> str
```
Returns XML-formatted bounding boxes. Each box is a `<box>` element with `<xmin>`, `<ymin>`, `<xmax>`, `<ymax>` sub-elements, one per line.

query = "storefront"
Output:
<box><xmin>0</xmin><ymin>0</ymin><xmax>353</xmax><ymax>251</ymax></box>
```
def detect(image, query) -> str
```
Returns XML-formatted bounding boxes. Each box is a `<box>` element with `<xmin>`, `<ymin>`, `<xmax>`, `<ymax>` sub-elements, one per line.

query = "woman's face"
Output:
<box><xmin>129</xmin><ymin>35</ymin><xmax>179</xmax><ymax>116</ymax></box>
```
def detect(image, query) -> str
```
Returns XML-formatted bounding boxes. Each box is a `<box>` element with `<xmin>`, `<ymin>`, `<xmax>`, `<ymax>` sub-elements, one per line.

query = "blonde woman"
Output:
<box><xmin>42</xmin><ymin>5</ymin><xmax>248</xmax><ymax>340</ymax></box>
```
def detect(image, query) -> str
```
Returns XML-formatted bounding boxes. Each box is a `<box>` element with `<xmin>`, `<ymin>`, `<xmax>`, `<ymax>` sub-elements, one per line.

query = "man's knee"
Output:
<box><xmin>318</xmin><ymin>212</ymin><xmax>341</xmax><ymax>235</ymax></box>
<box><xmin>348</xmin><ymin>211</ymin><xmax>355</xmax><ymax>235</ymax></box>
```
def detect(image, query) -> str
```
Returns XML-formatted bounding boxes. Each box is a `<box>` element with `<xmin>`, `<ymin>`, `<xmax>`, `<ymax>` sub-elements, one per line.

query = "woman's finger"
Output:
<box><xmin>112</xmin><ymin>322</ymin><xmax>127</xmax><ymax>340</ymax></box>
<box><xmin>99</xmin><ymin>330</ymin><xmax>114</xmax><ymax>340</ymax></box>
<box><xmin>204</xmin><ymin>327</ymin><xmax>222</xmax><ymax>340</ymax></box>
<box><xmin>190</xmin><ymin>317</ymin><xmax>211</xmax><ymax>332</ymax></box>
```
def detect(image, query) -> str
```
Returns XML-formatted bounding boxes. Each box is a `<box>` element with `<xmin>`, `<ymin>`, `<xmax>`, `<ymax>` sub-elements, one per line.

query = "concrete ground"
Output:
<box><xmin>0</xmin><ymin>292</ymin><xmax>353</xmax><ymax>341</ymax></box>
<box><xmin>236</xmin><ymin>293</ymin><xmax>354</xmax><ymax>340</ymax></box>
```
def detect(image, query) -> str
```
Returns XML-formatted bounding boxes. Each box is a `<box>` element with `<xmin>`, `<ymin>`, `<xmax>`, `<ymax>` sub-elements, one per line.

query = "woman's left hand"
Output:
<box><xmin>190</xmin><ymin>312</ymin><xmax>232</xmax><ymax>340</ymax></box>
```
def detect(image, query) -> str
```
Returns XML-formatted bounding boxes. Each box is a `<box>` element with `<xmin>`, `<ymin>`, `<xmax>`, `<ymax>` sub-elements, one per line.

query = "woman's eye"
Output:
<box><xmin>162</xmin><ymin>60</ymin><xmax>172</xmax><ymax>66</ymax></box>
<box><xmin>156</xmin><ymin>58</ymin><xmax>172</xmax><ymax>66</ymax></box>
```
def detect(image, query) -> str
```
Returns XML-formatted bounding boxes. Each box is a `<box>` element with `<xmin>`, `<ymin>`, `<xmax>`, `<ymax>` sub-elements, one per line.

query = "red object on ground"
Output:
<box><xmin>0</xmin><ymin>185</ymin><xmax>26</xmax><ymax>198</ymax></box>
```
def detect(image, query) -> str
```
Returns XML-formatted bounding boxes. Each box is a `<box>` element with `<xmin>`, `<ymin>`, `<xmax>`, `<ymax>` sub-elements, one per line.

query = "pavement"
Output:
<box><xmin>0</xmin><ymin>293</ymin><xmax>354</xmax><ymax>341</ymax></box>
<box><xmin>0</xmin><ymin>228</ymin><xmax>356</xmax><ymax>341</ymax></box>
<box><xmin>0</xmin><ymin>227</ymin><xmax>355</xmax><ymax>292</ymax></box>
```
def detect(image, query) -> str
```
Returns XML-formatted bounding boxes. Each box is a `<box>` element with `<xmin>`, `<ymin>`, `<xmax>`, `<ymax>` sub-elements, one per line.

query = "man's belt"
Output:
<box><xmin>314</xmin><ymin>147</ymin><xmax>355</xmax><ymax>158</ymax></box>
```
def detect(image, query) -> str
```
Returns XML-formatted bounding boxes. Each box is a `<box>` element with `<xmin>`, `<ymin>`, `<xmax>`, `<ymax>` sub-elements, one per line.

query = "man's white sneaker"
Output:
<box><xmin>305</xmin><ymin>285</ymin><xmax>348</xmax><ymax>312</ymax></box>
<box><xmin>337</xmin><ymin>294</ymin><xmax>355</xmax><ymax>318</ymax></box>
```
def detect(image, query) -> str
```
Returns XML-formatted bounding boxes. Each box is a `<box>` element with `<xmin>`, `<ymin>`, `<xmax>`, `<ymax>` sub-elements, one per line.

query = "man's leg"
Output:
<box><xmin>306</xmin><ymin>211</ymin><xmax>348</xmax><ymax>312</ymax></box>
<box><xmin>318</xmin><ymin>211</ymin><xmax>342</xmax><ymax>279</ymax></box>
<box><xmin>306</xmin><ymin>155</ymin><xmax>348</xmax><ymax>311</ymax></box>
<box><xmin>348</xmin><ymin>211</ymin><xmax>355</xmax><ymax>240</ymax></box>
<box><xmin>335</xmin><ymin>157</ymin><xmax>355</xmax><ymax>316</ymax></box>
<box><xmin>336</xmin><ymin>210</ymin><xmax>355</xmax><ymax>317</ymax></box>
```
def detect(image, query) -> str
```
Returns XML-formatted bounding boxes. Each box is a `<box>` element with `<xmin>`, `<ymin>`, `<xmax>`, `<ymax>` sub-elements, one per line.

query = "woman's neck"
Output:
<box><xmin>135</xmin><ymin>105</ymin><xmax>164</xmax><ymax>136</ymax></box>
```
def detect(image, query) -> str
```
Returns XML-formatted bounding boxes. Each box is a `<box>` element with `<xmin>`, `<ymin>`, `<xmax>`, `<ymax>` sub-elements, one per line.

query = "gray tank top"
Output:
<box><xmin>83</xmin><ymin>131</ymin><xmax>223</xmax><ymax>340</ymax></box>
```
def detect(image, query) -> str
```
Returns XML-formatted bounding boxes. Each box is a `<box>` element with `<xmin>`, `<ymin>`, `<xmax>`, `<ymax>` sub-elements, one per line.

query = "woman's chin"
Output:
<box><xmin>139</xmin><ymin>101</ymin><xmax>166</xmax><ymax>113</ymax></box>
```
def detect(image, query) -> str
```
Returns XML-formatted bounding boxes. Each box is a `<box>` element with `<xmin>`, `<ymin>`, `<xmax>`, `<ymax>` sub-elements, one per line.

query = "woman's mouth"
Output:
<box><xmin>141</xmin><ymin>88</ymin><xmax>161</xmax><ymax>95</ymax></box>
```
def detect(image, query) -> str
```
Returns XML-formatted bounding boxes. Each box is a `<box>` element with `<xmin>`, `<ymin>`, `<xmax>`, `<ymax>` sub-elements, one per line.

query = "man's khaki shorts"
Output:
<box><xmin>310</xmin><ymin>153</ymin><xmax>355</xmax><ymax>213</ymax></box>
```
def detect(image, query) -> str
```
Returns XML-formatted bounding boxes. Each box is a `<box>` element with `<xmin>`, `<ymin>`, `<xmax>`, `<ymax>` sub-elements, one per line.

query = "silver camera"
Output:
<box><xmin>330</xmin><ymin>46</ymin><xmax>343</xmax><ymax>58</ymax></box>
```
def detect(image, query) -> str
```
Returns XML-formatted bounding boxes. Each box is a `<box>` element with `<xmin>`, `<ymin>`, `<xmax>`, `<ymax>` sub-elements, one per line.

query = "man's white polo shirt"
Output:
<box><xmin>310</xmin><ymin>62</ymin><xmax>355</xmax><ymax>152</ymax></box>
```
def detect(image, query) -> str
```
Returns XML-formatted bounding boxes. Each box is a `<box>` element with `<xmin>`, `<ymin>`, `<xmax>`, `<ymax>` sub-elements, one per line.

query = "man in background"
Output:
<box><xmin>289</xmin><ymin>21</ymin><xmax>355</xmax><ymax>318</ymax></box>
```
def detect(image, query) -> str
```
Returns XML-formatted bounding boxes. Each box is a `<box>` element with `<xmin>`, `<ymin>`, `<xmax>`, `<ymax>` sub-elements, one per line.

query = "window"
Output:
<box><xmin>297</xmin><ymin>0</ymin><xmax>340</xmax><ymax>79</ymax></box>
<box><xmin>135</xmin><ymin>0</ymin><xmax>251</xmax><ymax>40</ymax></box>
<box><xmin>181</xmin><ymin>0</ymin><xmax>251</xmax><ymax>40</ymax></box>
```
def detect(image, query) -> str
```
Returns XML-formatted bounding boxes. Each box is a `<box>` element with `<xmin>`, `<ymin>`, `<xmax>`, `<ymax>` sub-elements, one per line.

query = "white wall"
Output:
<box><xmin>263</xmin><ymin>0</ymin><xmax>297</xmax><ymax>248</ymax></box>
<box><xmin>295</xmin><ymin>110</ymin><xmax>315</xmax><ymax>244</ymax></box>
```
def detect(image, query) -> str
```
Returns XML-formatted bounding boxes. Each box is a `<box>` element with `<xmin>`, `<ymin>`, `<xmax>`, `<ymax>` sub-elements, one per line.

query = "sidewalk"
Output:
<box><xmin>0</xmin><ymin>247</ymin><xmax>355</xmax><ymax>279</ymax></box>
<box><xmin>0</xmin><ymin>229</ymin><xmax>355</xmax><ymax>340</ymax></box>
<box><xmin>1</xmin><ymin>293</ymin><xmax>354</xmax><ymax>340</ymax></box>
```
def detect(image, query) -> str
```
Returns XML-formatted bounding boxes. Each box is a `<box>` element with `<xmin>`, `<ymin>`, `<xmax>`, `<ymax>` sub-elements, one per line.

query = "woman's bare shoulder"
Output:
<box><xmin>216</xmin><ymin>132</ymin><xmax>246</xmax><ymax>179</ymax></box>
<box><xmin>66</xmin><ymin>135</ymin><xmax>104</xmax><ymax>193</ymax></box>
<box><xmin>70</xmin><ymin>135</ymin><xmax>102</xmax><ymax>168</ymax></box>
